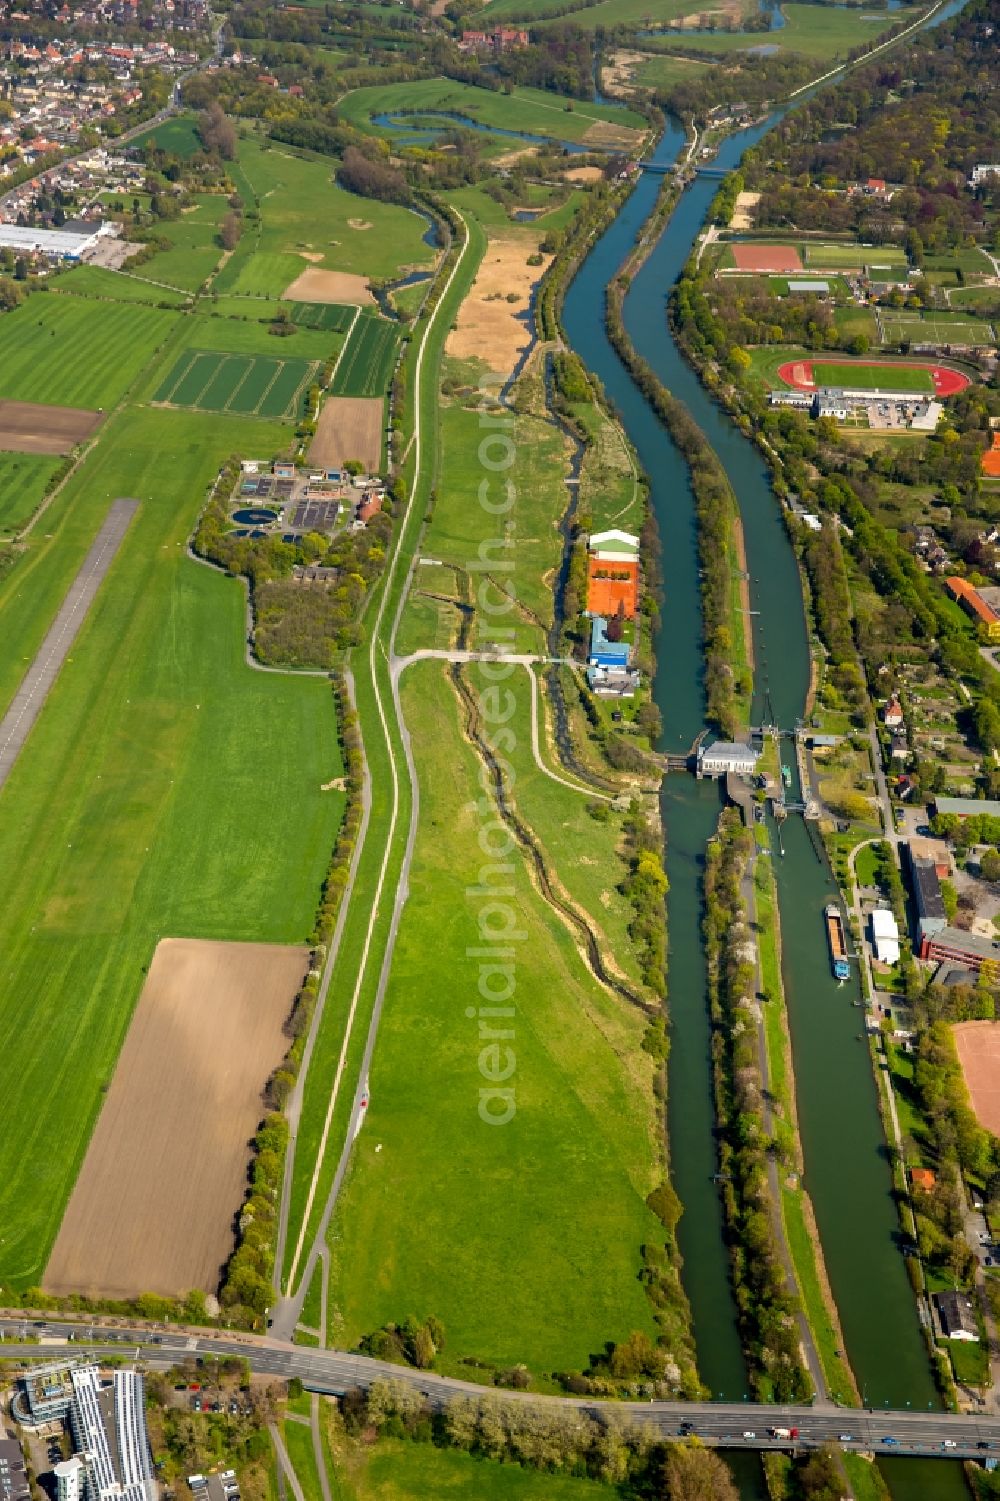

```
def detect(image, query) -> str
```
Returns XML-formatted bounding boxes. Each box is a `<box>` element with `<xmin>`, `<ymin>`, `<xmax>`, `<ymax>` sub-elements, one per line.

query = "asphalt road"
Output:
<box><xmin>0</xmin><ymin>499</ymin><xmax>138</xmax><ymax>791</ymax></box>
<box><xmin>1</xmin><ymin>1321</ymin><xmax>998</xmax><ymax>1459</ymax></box>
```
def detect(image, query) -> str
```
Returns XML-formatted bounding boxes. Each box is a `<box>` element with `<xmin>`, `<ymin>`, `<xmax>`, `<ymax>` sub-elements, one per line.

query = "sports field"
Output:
<box><xmin>0</xmin><ymin>404</ymin><xmax>345</xmax><ymax>1288</ymax></box>
<box><xmin>880</xmin><ymin>310</ymin><xmax>995</xmax><ymax>347</ymax></box>
<box><xmin>811</xmin><ymin>361</ymin><xmax>935</xmax><ymax>393</ymax></box>
<box><xmin>154</xmin><ymin>349</ymin><xmax>321</xmax><ymax>418</ymax></box>
<box><xmin>329</xmin><ymin>313</ymin><xmax>400</xmax><ymax>398</ymax></box>
<box><xmin>0</xmin><ymin>295</ymin><xmax>177</xmax><ymax>408</ymax></box>
<box><xmin>952</xmin><ymin>1022</ymin><xmax>1000</xmax><ymax>1136</ymax></box>
<box><xmin>289</xmin><ymin>301</ymin><xmax>357</xmax><ymax>332</ymax></box>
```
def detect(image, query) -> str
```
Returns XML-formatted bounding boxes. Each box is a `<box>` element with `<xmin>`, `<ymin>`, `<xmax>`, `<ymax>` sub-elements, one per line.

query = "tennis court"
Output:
<box><xmin>731</xmin><ymin>243</ymin><xmax>803</xmax><ymax>273</ymax></box>
<box><xmin>880</xmin><ymin>310</ymin><xmax>996</xmax><ymax>347</ymax></box>
<box><xmin>153</xmin><ymin>349</ymin><xmax>321</xmax><ymax>419</ymax></box>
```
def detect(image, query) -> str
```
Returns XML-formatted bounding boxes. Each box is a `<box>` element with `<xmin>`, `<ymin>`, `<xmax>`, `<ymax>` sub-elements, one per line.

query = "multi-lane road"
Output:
<box><xmin>1</xmin><ymin>1320</ymin><xmax>997</xmax><ymax>1460</ymax></box>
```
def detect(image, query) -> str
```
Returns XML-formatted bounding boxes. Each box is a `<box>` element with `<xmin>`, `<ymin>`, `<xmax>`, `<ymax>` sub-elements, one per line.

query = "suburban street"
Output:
<box><xmin>1</xmin><ymin>1322</ymin><xmax>998</xmax><ymax>1459</ymax></box>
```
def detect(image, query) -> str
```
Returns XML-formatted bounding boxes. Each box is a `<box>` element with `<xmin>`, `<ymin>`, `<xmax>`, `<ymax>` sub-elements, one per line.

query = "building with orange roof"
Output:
<box><xmin>983</xmin><ymin>434</ymin><xmax>1000</xmax><ymax>479</ymax></box>
<box><xmin>586</xmin><ymin>529</ymin><xmax>640</xmax><ymax>620</ymax></box>
<box><xmin>946</xmin><ymin>575</ymin><xmax>1000</xmax><ymax>641</ymax></box>
<box><xmin>910</xmin><ymin>1166</ymin><xmax>937</xmax><ymax>1192</ymax></box>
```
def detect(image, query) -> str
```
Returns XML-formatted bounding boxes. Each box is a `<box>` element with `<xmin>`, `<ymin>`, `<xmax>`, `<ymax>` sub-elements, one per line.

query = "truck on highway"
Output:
<box><xmin>769</xmin><ymin>1427</ymin><xmax>799</xmax><ymax>1440</ymax></box>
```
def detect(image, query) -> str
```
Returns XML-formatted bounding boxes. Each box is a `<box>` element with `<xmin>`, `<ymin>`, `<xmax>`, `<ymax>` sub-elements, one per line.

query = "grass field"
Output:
<box><xmin>0</xmin><ymin>452</ymin><xmax>62</xmax><ymax>535</ymax></box>
<box><xmin>0</xmin><ymin>404</ymin><xmax>345</xmax><ymax>1288</ymax></box>
<box><xmin>57</xmin><ymin>265</ymin><xmax>190</xmax><ymax>307</ymax></box>
<box><xmin>326</xmin><ymin>664</ymin><xmax>662</xmax><ymax>1371</ymax></box>
<box><xmin>330</xmin><ymin>1439</ymin><xmax>615</xmax><ymax>1500</ymax></box>
<box><xmin>128</xmin><ymin>114</ymin><xmax>202</xmax><ymax>158</ymax></box>
<box><xmin>0</xmin><ymin>295</ymin><xmax>177</xmax><ymax>408</ymax></box>
<box><xmin>329</xmin><ymin>313</ymin><xmax>400</xmax><ymax>397</ymax></box>
<box><xmin>879</xmin><ymin>309</ymin><xmax>995</xmax><ymax>346</ymax></box>
<box><xmin>632</xmin><ymin>51</ymin><xmax>715</xmax><ymax>91</ymax></box>
<box><xmin>806</xmin><ymin>242</ymin><xmax>906</xmax><ymax>269</ymax></box>
<box><xmin>842</xmin><ymin>1452</ymin><xmax>890</xmax><ymax>1501</ymax></box>
<box><xmin>658</xmin><ymin>2</ymin><xmax>921</xmax><ymax>59</ymax></box>
<box><xmin>212</xmin><ymin>138</ymin><xmax>434</xmax><ymax>299</ymax></box>
<box><xmin>336</xmin><ymin>78</ymin><xmax>647</xmax><ymax>144</ymax></box>
<box><xmin>133</xmin><ymin>194</ymin><xmax>230</xmax><ymax>291</ymax></box>
<box><xmin>161</xmin><ymin>312</ymin><xmax>341</xmax><ymax>367</ymax></box>
<box><xmin>288</xmin><ymin>302</ymin><xmax>357</xmax><ymax>333</ymax></box>
<box><xmin>484</xmin><ymin>0</ymin><xmax>721</xmax><ymax>30</ymax></box>
<box><xmin>812</xmin><ymin>361</ymin><xmax>934</xmax><ymax>392</ymax></box>
<box><xmin>153</xmin><ymin>350</ymin><xmax>321</xmax><ymax>418</ymax></box>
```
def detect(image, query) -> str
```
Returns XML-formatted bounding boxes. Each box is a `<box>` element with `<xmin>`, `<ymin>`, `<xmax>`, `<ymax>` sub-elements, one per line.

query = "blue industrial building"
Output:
<box><xmin>588</xmin><ymin>616</ymin><xmax>631</xmax><ymax>669</ymax></box>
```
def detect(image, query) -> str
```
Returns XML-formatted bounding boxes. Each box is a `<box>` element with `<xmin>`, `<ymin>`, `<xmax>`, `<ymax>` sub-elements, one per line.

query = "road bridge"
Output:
<box><xmin>0</xmin><ymin>1322</ymin><xmax>995</xmax><ymax>1460</ymax></box>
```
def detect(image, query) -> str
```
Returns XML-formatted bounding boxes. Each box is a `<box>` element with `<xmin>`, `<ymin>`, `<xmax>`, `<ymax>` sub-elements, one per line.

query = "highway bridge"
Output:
<box><xmin>0</xmin><ymin>1320</ymin><xmax>996</xmax><ymax>1461</ymax></box>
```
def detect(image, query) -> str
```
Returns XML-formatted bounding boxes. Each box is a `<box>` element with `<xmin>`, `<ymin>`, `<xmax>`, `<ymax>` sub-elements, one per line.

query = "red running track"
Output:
<box><xmin>775</xmin><ymin>359</ymin><xmax>971</xmax><ymax>395</ymax></box>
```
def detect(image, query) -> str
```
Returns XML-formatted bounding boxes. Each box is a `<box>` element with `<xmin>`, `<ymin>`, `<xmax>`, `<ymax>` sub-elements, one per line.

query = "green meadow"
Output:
<box><xmin>0</xmin><ymin>405</ymin><xmax>344</xmax><ymax>1289</ymax></box>
<box><xmin>336</xmin><ymin>78</ymin><xmax>647</xmax><ymax>142</ymax></box>
<box><xmin>135</xmin><ymin>193</ymin><xmax>231</xmax><ymax>291</ymax></box>
<box><xmin>0</xmin><ymin>452</ymin><xmax>63</xmax><ymax>535</ymax></box>
<box><xmin>331</xmin><ymin>1439</ymin><xmax>615</xmax><ymax>1500</ymax></box>
<box><xmin>128</xmin><ymin>113</ymin><xmax>203</xmax><ymax>158</ymax></box>
<box><xmin>326</xmin><ymin>664</ymin><xmax>661</xmax><ymax>1372</ymax></box>
<box><xmin>0</xmin><ymin>295</ymin><xmax>178</xmax><ymax>408</ymax></box>
<box><xmin>56</xmin><ymin>265</ymin><xmax>190</xmax><ymax>306</ymax></box>
<box><xmin>660</xmin><ymin>2</ymin><xmax>922</xmax><ymax>59</ymax></box>
<box><xmin>212</xmin><ymin>138</ymin><xmax>434</xmax><ymax>298</ymax></box>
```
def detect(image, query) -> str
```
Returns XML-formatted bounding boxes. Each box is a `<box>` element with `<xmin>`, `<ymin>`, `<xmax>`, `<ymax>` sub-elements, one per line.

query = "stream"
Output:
<box><xmin>559</xmin><ymin>29</ymin><xmax>971</xmax><ymax>1497</ymax></box>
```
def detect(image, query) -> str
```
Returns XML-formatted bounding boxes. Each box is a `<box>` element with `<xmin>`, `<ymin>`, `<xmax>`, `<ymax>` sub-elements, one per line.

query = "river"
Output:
<box><xmin>560</xmin><ymin>78</ymin><xmax>968</xmax><ymax>1501</ymax></box>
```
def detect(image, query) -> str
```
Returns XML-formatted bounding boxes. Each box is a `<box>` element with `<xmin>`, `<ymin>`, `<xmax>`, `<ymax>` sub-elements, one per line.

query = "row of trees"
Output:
<box><xmin>704</xmin><ymin>813</ymin><xmax>813</xmax><ymax>1403</ymax></box>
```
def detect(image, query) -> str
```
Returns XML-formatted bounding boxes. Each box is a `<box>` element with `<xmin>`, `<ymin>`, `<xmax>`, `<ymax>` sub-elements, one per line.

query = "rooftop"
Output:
<box><xmin>934</xmin><ymin>795</ymin><xmax>1000</xmax><ymax>820</ymax></box>
<box><xmin>907</xmin><ymin>851</ymin><xmax>945</xmax><ymax>921</ymax></box>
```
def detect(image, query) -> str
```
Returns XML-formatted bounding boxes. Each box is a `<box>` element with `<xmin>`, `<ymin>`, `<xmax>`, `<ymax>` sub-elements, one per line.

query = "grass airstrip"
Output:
<box><xmin>0</xmin><ymin>405</ymin><xmax>345</xmax><ymax>1290</ymax></box>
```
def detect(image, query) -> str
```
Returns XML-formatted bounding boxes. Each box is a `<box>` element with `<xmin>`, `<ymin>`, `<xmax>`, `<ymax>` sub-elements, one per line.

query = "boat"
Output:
<box><xmin>781</xmin><ymin>765</ymin><xmax>792</xmax><ymax>788</ymax></box>
<box><xmin>824</xmin><ymin>901</ymin><xmax>850</xmax><ymax>981</ymax></box>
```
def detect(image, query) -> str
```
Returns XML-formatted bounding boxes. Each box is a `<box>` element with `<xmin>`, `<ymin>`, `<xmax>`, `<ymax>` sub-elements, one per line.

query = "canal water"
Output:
<box><xmin>561</xmin><ymin>103</ymin><xmax>967</xmax><ymax>1501</ymax></box>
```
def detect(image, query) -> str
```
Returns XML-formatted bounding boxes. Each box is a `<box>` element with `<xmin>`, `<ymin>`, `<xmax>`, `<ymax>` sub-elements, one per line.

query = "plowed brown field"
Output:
<box><xmin>44</xmin><ymin>938</ymin><xmax>308</xmax><ymax>1299</ymax></box>
<box><xmin>308</xmin><ymin>397</ymin><xmax>382</xmax><ymax>473</ymax></box>
<box><xmin>0</xmin><ymin>399</ymin><xmax>103</xmax><ymax>455</ymax></box>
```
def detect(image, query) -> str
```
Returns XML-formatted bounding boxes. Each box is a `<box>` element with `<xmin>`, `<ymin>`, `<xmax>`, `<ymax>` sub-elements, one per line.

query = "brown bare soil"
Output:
<box><xmin>580</xmin><ymin>118</ymin><xmax>645</xmax><ymax>150</ymax></box>
<box><xmin>308</xmin><ymin>396</ymin><xmax>383</xmax><ymax>473</ymax></box>
<box><xmin>953</xmin><ymin>1021</ymin><xmax>1000</xmax><ymax>1136</ymax></box>
<box><xmin>563</xmin><ymin>165</ymin><xmax>604</xmax><ymax>185</ymax></box>
<box><xmin>0</xmin><ymin>400</ymin><xmax>103</xmax><ymax>455</ymax></box>
<box><xmin>347</xmin><ymin>218</ymin><xmax>373</xmax><ymax>231</ymax></box>
<box><xmin>446</xmin><ymin>238</ymin><xmax>553</xmax><ymax>380</ymax></box>
<box><xmin>44</xmin><ymin>938</ymin><xmax>309</xmax><ymax>1300</ymax></box>
<box><xmin>283</xmin><ymin>268</ymin><xmax>375</xmax><ymax>305</ymax></box>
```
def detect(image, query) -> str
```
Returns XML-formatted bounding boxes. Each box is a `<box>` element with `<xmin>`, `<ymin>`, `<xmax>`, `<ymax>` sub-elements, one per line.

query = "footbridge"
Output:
<box><xmin>1</xmin><ymin>1322</ymin><xmax>997</xmax><ymax>1461</ymax></box>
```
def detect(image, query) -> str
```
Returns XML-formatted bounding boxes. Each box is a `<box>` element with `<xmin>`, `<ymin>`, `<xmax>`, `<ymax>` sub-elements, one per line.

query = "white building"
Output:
<box><xmin>910</xmin><ymin>400</ymin><xmax>943</xmax><ymax>432</ymax></box>
<box><xmin>55</xmin><ymin>1458</ymin><xmax>86</xmax><ymax>1501</ymax></box>
<box><xmin>870</xmin><ymin>908</ymin><xmax>900</xmax><ymax>966</ymax></box>
<box><xmin>0</xmin><ymin>221</ymin><xmax>108</xmax><ymax>260</ymax></box>
<box><xmin>970</xmin><ymin>165</ymin><xmax>1000</xmax><ymax>186</ymax></box>
<box><xmin>697</xmin><ymin>740</ymin><xmax>760</xmax><ymax>778</ymax></box>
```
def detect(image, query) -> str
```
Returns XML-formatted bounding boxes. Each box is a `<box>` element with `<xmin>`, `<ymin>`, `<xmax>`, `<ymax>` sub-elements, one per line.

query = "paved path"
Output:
<box><xmin>268</xmin><ymin>1423</ymin><xmax>307</xmax><ymax>1501</ymax></box>
<box><xmin>0</xmin><ymin>499</ymin><xmax>138</xmax><ymax>793</ymax></box>
<box><xmin>310</xmin><ymin>1393</ymin><xmax>332</xmax><ymax>1501</ymax></box>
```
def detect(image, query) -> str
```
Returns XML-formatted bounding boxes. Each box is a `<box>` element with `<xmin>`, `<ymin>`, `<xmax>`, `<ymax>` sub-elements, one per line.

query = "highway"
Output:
<box><xmin>1</xmin><ymin>1320</ymin><xmax>997</xmax><ymax>1460</ymax></box>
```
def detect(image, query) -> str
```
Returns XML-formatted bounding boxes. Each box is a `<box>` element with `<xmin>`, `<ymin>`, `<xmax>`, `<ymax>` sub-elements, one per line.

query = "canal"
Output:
<box><xmin>560</xmin><ymin>90</ymin><xmax>967</xmax><ymax>1501</ymax></box>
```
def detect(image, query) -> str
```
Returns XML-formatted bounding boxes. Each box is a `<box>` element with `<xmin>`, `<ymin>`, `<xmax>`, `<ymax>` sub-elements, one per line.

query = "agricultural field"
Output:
<box><xmin>336</xmin><ymin>78</ymin><xmax>647</xmax><ymax>146</ymax></box>
<box><xmin>483</xmin><ymin>0</ymin><xmax>726</xmax><ymax>31</ymax></box>
<box><xmin>45</xmin><ymin>938</ymin><xmax>308</xmax><ymax>1299</ymax></box>
<box><xmin>878</xmin><ymin>309</ymin><xmax>996</xmax><ymax>347</ymax></box>
<box><xmin>153</xmin><ymin>349</ymin><xmax>322</xmax><ymax>418</ymax></box>
<box><xmin>162</xmin><ymin>311</ymin><xmax>341</xmax><ymax>366</ymax></box>
<box><xmin>0</xmin><ymin>403</ymin><xmax>345</xmax><ymax>1288</ymax></box>
<box><xmin>308</xmin><ymin>397</ymin><xmax>383</xmax><ymax>473</ymax></box>
<box><xmin>0</xmin><ymin>295</ymin><xmax>178</xmax><ymax>408</ymax></box>
<box><xmin>0</xmin><ymin>400</ymin><xmax>102</xmax><ymax>456</ymax></box>
<box><xmin>56</xmin><ymin>265</ymin><xmax>190</xmax><ymax>306</ymax></box>
<box><xmin>660</xmin><ymin>2</ymin><xmax>922</xmax><ymax>59</ymax></box>
<box><xmin>212</xmin><ymin>137</ymin><xmax>434</xmax><ymax>298</ymax></box>
<box><xmin>288</xmin><ymin>301</ymin><xmax>357</xmax><ymax>332</ymax></box>
<box><xmin>327</xmin><ymin>664</ymin><xmax>662</xmax><ymax>1371</ymax></box>
<box><xmin>0</xmin><ymin>451</ymin><xmax>62</xmax><ymax>534</ymax></box>
<box><xmin>329</xmin><ymin>313</ymin><xmax>400</xmax><ymax>398</ymax></box>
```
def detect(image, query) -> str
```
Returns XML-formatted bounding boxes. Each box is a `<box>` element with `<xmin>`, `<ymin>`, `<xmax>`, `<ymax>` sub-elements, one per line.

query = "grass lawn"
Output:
<box><xmin>632</xmin><ymin>51</ymin><xmax>716</xmax><ymax>91</ymax></box>
<box><xmin>414</xmin><ymin>400</ymin><xmax>566</xmax><ymax>652</ymax></box>
<box><xmin>284</xmin><ymin>1420</ymin><xmax>324</xmax><ymax>1501</ymax></box>
<box><xmin>213</xmin><ymin>138</ymin><xmax>434</xmax><ymax>298</ymax></box>
<box><xmin>833</xmin><ymin>305</ymin><xmax>880</xmax><ymax>342</ymax></box>
<box><xmin>0</xmin><ymin>404</ymin><xmax>344</xmax><ymax>1288</ymax></box>
<box><xmin>853</xmin><ymin>843</ymin><xmax>882</xmax><ymax>890</ymax></box>
<box><xmin>0</xmin><ymin>295</ymin><xmax>178</xmax><ymax>408</ymax></box>
<box><xmin>332</xmin><ymin>1438</ymin><xmax>614</xmax><ymax>1499</ymax></box>
<box><xmin>0</xmin><ymin>452</ymin><xmax>62</xmax><ymax>535</ymax></box>
<box><xmin>485</xmin><ymin>0</ymin><xmax>720</xmax><ymax>30</ymax></box>
<box><xmin>129</xmin><ymin>113</ymin><xmax>202</xmax><ymax>158</ymax></box>
<box><xmin>842</xmin><ymin>1452</ymin><xmax>890</xmax><ymax>1501</ymax></box>
<box><xmin>666</xmin><ymin>3</ymin><xmax>921</xmax><ymax>59</ymax></box>
<box><xmin>940</xmin><ymin>1336</ymin><xmax>990</xmax><ymax>1387</ymax></box>
<box><xmin>812</xmin><ymin>361</ymin><xmax>934</xmax><ymax>393</ymax></box>
<box><xmin>326</xmin><ymin>663</ymin><xmax>662</xmax><ymax>1373</ymax></box>
<box><xmin>949</xmin><ymin>286</ymin><xmax>1000</xmax><ymax>312</ymax></box>
<box><xmin>336</xmin><ymin>77</ymin><xmax>646</xmax><ymax>143</ymax></box>
<box><xmin>135</xmin><ymin>195</ymin><xmax>230</xmax><ymax>291</ymax></box>
<box><xmin>572</xmin><ymin>397</ymin><xmax>642</xmax><ymax>534</ymax></box>
<box><xmin>147</xmin><ymin>309</ymin><xmax>341</xmax><ymax>372</ymax></box>
<box><xmin>55</xmin><ymin>265</ymin><xmax>190</xmax><ymax>307</ymax></box>
<box><xmin>746</xmin><ymin>344</ymin><xmax>806</xmax><ymax>388</ymax></box>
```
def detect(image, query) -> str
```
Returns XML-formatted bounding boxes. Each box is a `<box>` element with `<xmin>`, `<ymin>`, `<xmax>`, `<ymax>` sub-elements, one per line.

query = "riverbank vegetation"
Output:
<box><xmin>704</xmin><ymin>810</ymin><xmax>812</xmax><ymax>1402</ymax></box>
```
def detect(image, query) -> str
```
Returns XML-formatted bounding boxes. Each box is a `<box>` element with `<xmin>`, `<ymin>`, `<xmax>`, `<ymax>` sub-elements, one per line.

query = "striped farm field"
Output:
<box><xmin>152</xmin><ymin>349</ymin><xmax>320</xmax><ymax>419</ymax></box>
<box><xmin>330</xmin><ymin>311</ymin><xmax>401</xmax><ymax>397</ymax></box>
<box><xmin>289</xmin><ymin>301</ymin><xmax>357</xmax><ymax>333</ymax></box>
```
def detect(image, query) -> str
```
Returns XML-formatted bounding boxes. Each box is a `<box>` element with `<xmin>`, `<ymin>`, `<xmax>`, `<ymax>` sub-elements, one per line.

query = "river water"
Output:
<box><xmin>560</xmin><ymin>96</ymin><xmax>968</xmax><ymax>1501</ymax></box>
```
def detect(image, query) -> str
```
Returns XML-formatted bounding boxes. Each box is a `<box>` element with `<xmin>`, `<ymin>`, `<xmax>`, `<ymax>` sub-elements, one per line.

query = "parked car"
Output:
<box><xmin>742</xmin><ymin>1432</ymin><xmax>756</xmax><ymax>1440</ymax></box>
<box><xmin>838</xmin><ymin>1433</ymin><xmax>854</xmax><ymax>1442</ymax></box>
<box><xmin>943</xmin><ymin>1440</ymin><xmax>957</xmax><ymax>1449</ymax></box>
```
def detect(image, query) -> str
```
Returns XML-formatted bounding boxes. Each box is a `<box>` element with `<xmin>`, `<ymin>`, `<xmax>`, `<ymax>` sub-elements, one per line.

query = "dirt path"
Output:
<box><xmin>732</xmin><ymin>513</ymin><xmax>755</xmax><ymax>675</ymax></box>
